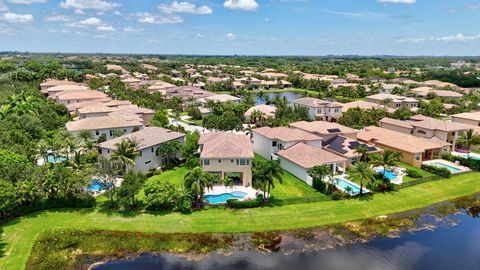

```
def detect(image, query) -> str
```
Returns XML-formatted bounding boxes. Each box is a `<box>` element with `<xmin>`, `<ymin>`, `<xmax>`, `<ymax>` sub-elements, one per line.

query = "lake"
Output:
<box><xmin>253</xmin><ymin>91</ymin><xmax>302</xmax><ymax>105</ymax></box>
<box><xmin>92</xmin><ymin>204</ymin><xmax>480</xmax><ymax>270</ymax></box>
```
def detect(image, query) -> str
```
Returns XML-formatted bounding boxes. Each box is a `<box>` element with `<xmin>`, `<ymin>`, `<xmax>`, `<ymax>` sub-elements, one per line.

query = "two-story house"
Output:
<box><xmin>366</xmin><ymin>93</ymin><xmax>418</xmax><ymax>112</ymax></box>
<box><xmin>290</xmin><ymin>97</ymin><xmax>342</xmax><ymax>122</ymax></box>
<box><xmin>66</xmin><ymin>115</ymin><xmax>144</xmax><ymax>141</ymax></box>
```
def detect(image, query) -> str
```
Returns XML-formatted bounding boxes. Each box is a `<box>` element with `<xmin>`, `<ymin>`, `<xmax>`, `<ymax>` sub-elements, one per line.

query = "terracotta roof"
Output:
<box><xmin>199</xmin><ymin>94</ymin><xmax>241</xmax><ymax>103</ymax></box>
<box><xmin>54</xmin><ymin>90</ymin><xmax>108</xmax><ymax>101</ymax></box>
<box><xmin>366</xmin><ymin>93</ymin><xmax>418</xmax><ymax>103</ymax></box>
<box><xmin>277</xmin><ymin>143</ymin><xmax>347</xmax><ymax>169</ymax></box>
<box><xmin>380</xmin><ymin>117</ymin><xmax>415</xmax><ymax>130</ymax></box>
<box><xmin>98</xmin><ymin>127</ymin><xmax>184</xmax><ymax>150</ymax></box>
<box><xmin>78</xmin><ymin>104</ymin><xmax>114</xmax><ymax>114</ymax></box>
<box><xmin>452</xmin><ymin>111</ymin><xmax>480</xmax><ymax>122</ymax></box>
<box><xmin>409</xmin><ymin>115</ymin><xmax>471</xmax><ymax>131</ymax></box>
<box><xmin>244</xmin><ymin>104</ymin><xmax>277</xmax><ymax>117</ymax></box>
<box><xmin>412</xmin><ymin>87</ymin><xmax>463</xmax><ymax>98</ymax></box>
<box><xmin>358</xmin><ymin>126</ymin><xmax>450</xmax><ymax>154</ymax></box>
<box><xmin>66</xmin><ymin>116</ymin><xmax>143</xmax><ymax>132</ymax></box>
<box><xmin>253</xmin><ymin>127</ymin><xmax>321</xmax><ymax>142</ymax></box>
<box><xmin>199</xmin><ymin>132</ymin><xmax>253</xmax><ymax>159</ymax></box>
<box><xmin>42</xmin><ymin>84</ymin><xmax>89</xmax><ymax>94</ymax></box>
<box><xmin>291</xmin><ymin>97</ymin><xmax>341</xmax><ymax>108</ymax></box>
<box><xmin>289</xmin><ymin>121</ymin><xmax>358</xmax><ymax>136</ymax></box>
<box><xmin>342</xmin><ymin>100</ymin><xmax>394</xmax><ymax>113</ymax></box>
<box><xmin>40</xmin><ymin>79</ymin><xmax>79</xmax><ymax>88</ymax></box>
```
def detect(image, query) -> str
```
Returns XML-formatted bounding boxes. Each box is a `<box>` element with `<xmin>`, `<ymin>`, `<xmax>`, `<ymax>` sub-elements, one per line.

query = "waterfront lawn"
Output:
<box><xmin>398</xmin><ymin>162</ymin><xmax>436</xmax><ymax>182</ymax></box>
<box><xmin>270</xmin><ymin>171</ymin><xmax>329</xmax><ymax>203</ymax></box>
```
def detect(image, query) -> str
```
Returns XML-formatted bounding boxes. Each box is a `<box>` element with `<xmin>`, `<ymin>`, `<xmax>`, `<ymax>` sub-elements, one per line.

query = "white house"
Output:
<box><xmin>98</xmin><ymin>127</ymin><xmax>185</xmax><ymax>173</ymax></box>
<box><xmin>290</xmin><ymin>97</ymin><xmax>343</xmax><ymax>122</ymax></box>
<box><xmin>66</xmin><ymin>115</ymin><xmax>144</xmax><ymax>141</ymax></box>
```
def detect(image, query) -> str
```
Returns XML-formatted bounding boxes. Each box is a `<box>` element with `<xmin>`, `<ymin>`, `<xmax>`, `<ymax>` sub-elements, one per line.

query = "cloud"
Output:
<box><xmin>436</xmin><ymin>33</ymin><xmax>480</xmax><ymax>42</ymax></box>
<box><xmin>7</xmin><ymin>0</ymin><xmax>46</xmax><ymax>4</ymax></box>
<box><xmin>1</xmin><ymin>12</ymin><xmax>33</xmax><ymax>22</ymax></box>
<box><xmin>377</xmin><ymin>0</ymin><xmax>416</xmax><ymax>4</ymax></box>
<box><xmin>224</xmin><ymin>0</ymin><xmax>258</xmax><ymax>11</ymax></box>
<box><xmin>123</xmin><ymin>26</ymin><xmax>143</xmax><ymax>32</ymax></box>
<box><xmin>226</xmin><ymin>32</ymin><xmax>236</xmax><ymax>40</ymax></box>
<box><xmin>74</xmin><ymin>8</ymin><xmax>84</xmax><ymax>14</ymax></box>
<box><xmin>159</xmin><ymin>1</ymin><xmax>213</xmax><ymax>15</ymax></box>
<box><xmin>133</xmin><ymin>12</ymin><xmax>183</xmax><ymax>24</ymax></box>
<box><xmin>468</xmin><ymin>4</ymin><xmax>480</xmax><ymax>10</ymax></box>
<box><xmin>74</xmin><ymin>16</ymin><xmax>102</xmax><ymax>26</ymax></box>
<box><xmin>0</xmin><ymin>0</ymin><xmax>8</xmax><ymax>11</ymax></box>
<box><xmin>60</xmin><ymin>0</ymin><xmax>121</xmax><ymax>11</ymax></box>
<box><xmin>97</xmin><ymin>25</ymin><xmax>114</xmax><ymax>31</ymax></box>
<box><xmin>44</xmin><ymin>14</ymin><xmax>71</xmax><ymax>22</ymax></box>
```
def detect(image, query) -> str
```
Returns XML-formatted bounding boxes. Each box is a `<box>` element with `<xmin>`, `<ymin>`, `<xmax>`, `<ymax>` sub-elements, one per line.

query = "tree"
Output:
<box><xmin>151</xmin><ymin>108</ymin><xmax>169</xmax><ymax>128</ymax></box>
<box><xmin>175</xmin><ymin>186</ymin><xmax>193</xmax><ymax>213</ymax></box>
<box><xmin>88</xmin><ymin>77</ymin><xmax>104</xmax><ymax>90</ymax></box>
<box><xmin>457</xmin><ymin>129</ymin><xmax>480</xmax><ymax>158</ymax></box>
<box><xmin>253</xmin><ymin>159</ymin><xmax>283</xmax><ymax>201</ymax></box>
<box><xmin>111</xmin><ymin>138</ymin><xmax>140</xmax><ymax>173</ymax></box>
<box><xmin>309</xmin><ymin>165</ymin><xmax>331</xmax><ymax>193</ymax></box>
<box><xmin>184</xmin><ymin>167</ymin><xmax>214</xmax><ymax>207</ymax></box>
<box><xmin>418</xmin><ymin>98</ymin><xmax>444</xmax><ymax>117</ymax></box>
<box><xmin>223</xmin><ymin>176</ymin><xmax>235</xmax><ymax>191</ymax></box>
<box><xmin>117</xmin><ymin>171</ymin><xmax>146</xmax><ymax>207</ymax></box>
<box><xmin>0</xmin><ymin>180</ymin><xmax>16</xmax><ymax>219</ymax></box>
<box><xmin>369</xmin><ymin>150</ymin><xmax>402</xmax><ymax>179</ymax></box>
<box><xmin>144</xmin><ymin>178</ymin><xmax>179</xmax><ymax>211</ymax></box>
<box><xmin>391</xmin><ymin>107</ymin><xmax>413</xmax><ymax>120</ymax></box>
<box><xmin>157</xmin><ymin>140</ymin><xmax>182</xmax><ymax>167</ymax></box>
<box><xmin>78</xmin><ymin>129</ymin><xmax>94</xmax><ymax>144</ymax></box>
<box><xmin>348</xmin><ymin>162</ymin><xmax>375</xmax><ymax>196</ymax></box>
<box><xmin>95</xmin><ymin>158</ymin><xmax>123</xmax><ymax>205</ymax></box>
<box><xmin>183</xmin><ymin>131</ymin><xmax>200</xmax><ymax>168</ymax></box>
<box><xmin>354</xmin><ymin>145</ymin><xmax>370</xmax><ymax>162</ymax></box>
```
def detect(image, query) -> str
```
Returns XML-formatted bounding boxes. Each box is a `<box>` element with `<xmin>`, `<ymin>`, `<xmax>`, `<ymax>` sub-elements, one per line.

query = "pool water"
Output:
<box><xmin>87</xmin><ymin>181</ymin><xmax>112</xmax><ymax>192</ymax></box>
<box><xmin>46</xmin><ymin>154</ymin><xmax>68</xmax><ymax>164</ymax></box>
<box><xmin>431</xmin><ymin>162</ymin><xmax>461</xmax><ymax>173</ymax></box>
<box><xmin>375</xmin><ymin>168</ymin><xmax>397</xmax><ymax>181</ymax></box>
<box><xmin>204</xmin><ymin>191</ymin><xmax>248</xmax><ymax>204</ymax></box>
<box><xmin>336</xmin><ymin>178</ymin><xmax>364</xmax><ymax>196</ymax></box>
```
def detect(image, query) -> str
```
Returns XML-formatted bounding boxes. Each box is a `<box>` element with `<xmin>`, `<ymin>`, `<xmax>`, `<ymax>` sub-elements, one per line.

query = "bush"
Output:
<box><xmin>406</xmin><ymin>169</ymin><xmax>422</xmax><ymax>178</ymax></box>
<box><xmin>331</xmin><ymin>191</ymin><xmax>349</xmax><ymax>200</ymax></box>
<box><xmin>145</xmin><ymin>168</ymin><xmax>162</xmax><ymax>178</ymax></box>
<box><xmin>227</xmin><ymin>195</ymin><xmax>265</xmax><ymax>209</ymax></box>
<box><xmin>312</xmin><ymin>178</ymin><xmax>327</xmax><ymax>193</ymax></box>
<box><xmin>143</xmin><ymin>179</ymin><xmax>178</xmax><ymax>211</ymax></box>
<box><xmin>421</xmin><ymin>164</ymin><xmax>452</xmax><ymax>178</ymax></box>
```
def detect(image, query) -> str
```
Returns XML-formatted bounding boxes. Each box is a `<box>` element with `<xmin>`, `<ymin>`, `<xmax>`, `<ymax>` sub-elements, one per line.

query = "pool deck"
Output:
<box><xmin>423</xmin><ymin>159</ymin><xmax>471</xmax><ymax>174</ymax></box>
<box><xmin>373</xmin><ymin>166</ymin><xmax>406</xmax><ymax>185</ymax></box>
<box><xmin>452</xmin><ymin>151</ymin><xmax>480</xmax><ymax>160</ymax></box>
<box><xmin>204</xmin><ymin>186</ymin><xmax>262</xmax><ymax>201</ymax></box>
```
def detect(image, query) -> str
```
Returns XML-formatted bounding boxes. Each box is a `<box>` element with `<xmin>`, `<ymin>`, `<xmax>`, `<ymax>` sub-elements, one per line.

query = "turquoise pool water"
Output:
<box><xmin>375</xmin><ymin>168</ymin><xmax>397</xmax><ymax>181</ymax></box>
<box><xmin>204</xmin><ymin>191</ymin><xmax>248</xmax><ymax>204</ymax></box>
<box><xmin>46</xmin><ymin>154</ymin><xmax>68</xmax><ymax>164</ymax></box>
<box><xmin>336</xmin><ymin>178</ymin><xmax>364</xmax><ymax>196</ymax></box>
<box><xmin>431</xmin><ymin>162</ymin><xmax>461</xmax><ymax>173</ymax></box>
<box><xmin>87</xmin><ymin>181</ymin><xmax>112</xmax><ymax>192</ymax></box>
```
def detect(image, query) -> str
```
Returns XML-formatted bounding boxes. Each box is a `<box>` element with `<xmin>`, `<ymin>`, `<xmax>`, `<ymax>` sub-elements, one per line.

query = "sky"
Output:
<box><xmin>0</xmin><ymin>0</ymin><xmax>479</xmax><ymax>56</ymax></box>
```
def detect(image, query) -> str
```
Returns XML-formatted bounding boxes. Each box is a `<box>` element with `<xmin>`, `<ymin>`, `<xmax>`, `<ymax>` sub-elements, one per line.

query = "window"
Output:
<box><xmin>109</xmin><ymin>130</ymin><xmax>113</xmax><ymax>136</ymax></box>
<box><xmin>107</xmin><ymin>150</ymin><xmax>110</xmax><ymax>154</ymax></box>
<box><xmin>415</xmin><ymin>154</ymin><xmax>421</xmax><ymax>161</ymax></box>
<box><xmin>155</xmin><ymin>148</ymin><xmax>159</xmax><ymax>156</ymax></box>
<box><xmin>417</xmin><ymin>130</ymin><xmax>427</xmax><ymax>135</ymax></box>
<box><xmin>151</xmin><ymin>147</ymin><xmax>154</xmax><ymax>153</ymax></box>
<box><xmin>231</xmin><ymin>159</ymin><xmax>234</xmax><ymax>163</ymax></box>
<box><xmin>272</xmin><ymin>141</ymin><xmax>277</xmax><ymax>147</ymax></box>
<box><xmin>138</xmin><ymin>150</ymin><xmax>142</xmax><ymax>157</ymax></box>
<box><xmin>98</xmin><ymin>149</ymin><xmax>102</xmax><ymax>154</ymax></box>
<box><xmin>95</xmin><ymin>130</ymin><xmax>100</xmax><ymax>136</ymax></box>
<box><xmin>240</xmin><ymin>159</ymin><xmax>246</xmax><ymax>165</ymax></box>
<box><xmin>203</xmin><ymin>159</ymin><xmax>210</xmax><ymax>166</ymax></box>
<box><xmin>145</xmin><ymin>160</ymin><xmax>151</xmax><ymax>164</ymax></box>
<box><xmin>218</xmin><ymin>159</ymin><xmax>222</xmax><ymax>164</ymax></box>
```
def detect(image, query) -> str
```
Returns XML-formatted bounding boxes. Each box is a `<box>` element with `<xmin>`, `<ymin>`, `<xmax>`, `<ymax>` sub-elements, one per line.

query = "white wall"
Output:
<box><xmin>253</xmin><ymin>132</ymin><xmax>274</xmax><ymax>159</ymax></box>
<box><xmin>278</xmin><ymin>157</ymin><xmax>311</xmax><ymax>185</ymax></box>
<box><xmin>72</xmin><ymin>125</ymin><xmax>143</xmax><ymax>141</ymax></box>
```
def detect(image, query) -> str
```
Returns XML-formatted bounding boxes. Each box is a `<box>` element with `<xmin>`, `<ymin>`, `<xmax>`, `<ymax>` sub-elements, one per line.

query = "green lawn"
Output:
<box><xmin>398</xmin><ymin>162</ymin><xmax>436</xmax><ymax>182</ymax></box>
<box><xmin>1</xmin><ymin>172</ymin><xmax>480</xmax><ymax>270</ymax></box>
<box><xmin>270</xmin><ymin>171</ymin><xmax>329</xmax><ymax>203</ymax></box>
<box><xmin>148</xmin><ymin>166</ymin><xmax>189</xmax><ymax>186</ymax></box>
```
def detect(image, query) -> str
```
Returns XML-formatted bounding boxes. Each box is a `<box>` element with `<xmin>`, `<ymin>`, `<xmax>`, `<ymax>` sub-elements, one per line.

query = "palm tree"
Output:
<box><xmin>457</xmin><ymin>129</ymin><xmax>480</xmax><ymax>158</ymax></box>
<box><xmin>253</xmin><ymin>160</ymin><xmax>283</xmax><ymax>201</ymax></box>
<box><xmin>223</xmin><ymin>177</ymin><xmax>235</xmax><ymax>192</ymax></box>
<box><xmin>184</xmin><ymin>167</ymin><xmax>213</xmax><ymax>206</ymax></box>
<box><xmin>354</xmin><ymin>145</ymin><xmax>370</xmax><ymax>162</ymax></box>
<box><xmin>250</xmin><ymin>110</ymin><xmax>263</xmax><ymax>124</ymax></box>
<box><xmin>369</xmin><ymin>150</ymin><xmax>402</xmax><ymax>179</ymax></box>
<box><xmin>96</xmin><ymin>158</ymin><xmax>123</xmax><ymax>205</ymax></box>
<box><xmin>157</xmin><ymin>140</ymin><xmax>182</xmax><ymax>167</ymax></box>
<box><xmin>111</xmin><ymin>138</ymin><xmax>140</xmax><ymax>173</ymax></box>
<box><xmin>348</xmin><ymin>162</ymin><xmax>375</xmax><ymax>196</ymax></box>
<box><xmin>78</xmin><ymin>129</ymin><xmax>94</xmax><ymax>143</ymax></box>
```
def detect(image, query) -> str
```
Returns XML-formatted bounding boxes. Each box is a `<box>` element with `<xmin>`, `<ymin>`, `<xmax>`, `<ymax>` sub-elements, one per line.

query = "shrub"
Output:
<box><xmin>312</xmin><ymin>178</ymin><xmax>327</xmax><ymax>193</ymax></box>
<box><xmin>406</xmin><ymin>169</ymin><xmax>422</xmax><ymax>178</ymax></box>
<box><xmin>227</xmin><ymin>195</ymin><xmax>265</xmax><ymax>209</ymax></box>
<box><xmin>331</xmin><ymin>191</ymin><xmax>349</xmax><ymax>200</ymax></box>
<box><xmin>145</xmin><ymin>168</ymin><xmax>162</xmax><ymax>178</ymax></box>
<box><xmin>421</xmin><ymin>164</ymin><xmax>452</xmax><ymax>178</ymax></box>
<box><xmin>144</xmin><ymin>179</ymin><xmax>178</xmax><ymax>211</ymax></box>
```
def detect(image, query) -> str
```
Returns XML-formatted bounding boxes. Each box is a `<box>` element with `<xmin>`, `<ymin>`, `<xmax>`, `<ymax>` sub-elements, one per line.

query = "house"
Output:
<box><xmin>98</xmin><ymin>127</ymin><xmax>185</xmax><ymax>173</ymax></box>
<box><xmin>197</xmin><ymin>94</ymin><xmax>241</xmax><ymax>104</ymax></box>
<box><xmin>323</xmin><ymin>136</ymin><xmax>379</xmax><ymax>166</ymax></box>
<box><xmin>412</xmin><ymin>87</ymin><xmax>463</xmax><ymax>99</ymax></box>
<box><xmin>164</xmin><ymin>86</ymin><xmax>215</xmax><ymax>102</ymax></box>
<box><xmin>109</xmin><ymin>106</ymin><xmax>155</xmax><ymax>126</ymax></box>
<box><xmin>276</xmin><ymin>143</ymin><xmax>348</xmax><ymax>185</ymax></box>
<box><xmin>290</xmin><ymin>97</ymin><xmax>342</xmax><ymax>122</ymax></box>
<box><xmin>358</xmin><ymin>126</ymin><xmax>451</xmax><ymax>167</ymax></box>
<box><xmin>42</xmin><ymin>84</ymin><xmax>90</xmax><ymax>97</ymax></box>
<box><xmin>365</xmin><ymin>93</ymin><xmax>418</xmax><ymax>111</ymax></box>
<box><xmin>147</xmin><ymin>80</ymin><xmax>176</xmax><ymax>93</ymax></box>
<box><xmin>451</xmin><ymin>111</ymin><xmax>480</xmax><ymax>127</ymax></box>
<box><xmin>252</xmin><ymin>127</ymin><xmax>322</xmax><ymax>160</ymax></box>
<box><xmin>341</xmin><ymin>100</ymin><xmax>394</xmax><ymax>114</ymax></box>
<box><xmin>199</xmin><ymin>133</ymin><xmax>254</xmax><ymax>187</ymax></box>
<box><xmin>40</xmin><ymin>79</ymin><xmax>79</xmax><ymax>91</ymax></box>
<box><xmin>244</xmin><ymin>104</ymin><xmax>277</xmax><ymax>123</ymax></box>
<box><xmin>289</xmin><ymin>121</ymin><xmax>359</xmax><ymax>141</ymax></box>
<box><xmin>52</xmin><ymin>90</ymin><xmax>110</xmax><ymax>106</ymax></box>
<box><xmin>379</xmin><ymin>115</ymin><xmax>471</xmax><ymax>149</ymax></box>
<box><xmin>66</xmin><ymin>115</ymin><xmax>144</xmax><ymax>141</ymax></box>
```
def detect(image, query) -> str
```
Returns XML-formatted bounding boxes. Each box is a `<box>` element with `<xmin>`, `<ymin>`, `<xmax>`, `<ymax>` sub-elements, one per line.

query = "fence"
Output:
<box><xmin>396</xmin><ymin>171</ymin><xmax>473</xmax><ymax>189</ymax></box>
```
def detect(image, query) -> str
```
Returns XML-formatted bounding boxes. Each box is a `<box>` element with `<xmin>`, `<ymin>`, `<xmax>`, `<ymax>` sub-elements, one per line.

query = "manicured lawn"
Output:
<box><xmin>398</xmin><ymin>162</ymin><xmax>436</xmax><ymax>182</ymax></box>
<box><xmin>148</xmin><ymin>166</ymin><xmax>189</xmax><ymax>186</ymax></box>
<box><xmin>1</xmin><ymin>172</ymin><xmax>480</xmax><ymax>270</ymax></box>
<box><xmin>270</xmin><ymin>171</ymin><xmax>329</xmax><ymax>202</ymax></box>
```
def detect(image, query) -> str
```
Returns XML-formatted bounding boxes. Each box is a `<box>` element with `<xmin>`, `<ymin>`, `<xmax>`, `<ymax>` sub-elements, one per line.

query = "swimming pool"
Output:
<box><xmin>335</xmin><ymin>178</ymin><xmax>368</xmax><ymax>196</ymax></box>
<box><xmin>87</xmin><ymin>180</ymin><xmax>112</xmax><ymax>192</ymax></box>
<box><xmin>204</xmin><ymin>191</ymin><xmax>248</xmax><ymax>204</ymax></box>
<box><xmin>46</xmin><ymin>154</ymin><xmax>68</xmax><ymax>164</ymax></box>
<box><xmin>430</xmin><ymin>162</ymin><xmax>461</xmax><ymax>173</ymax></box>
<box><xmin>374</xmin><ymin>168</ymin><xmax>397</xmax><ymax>181</ymax></box>
<box><xmin>453</xmin><ymin>152</ymin><xmax>480</xmax><ymax>160</ymax></box>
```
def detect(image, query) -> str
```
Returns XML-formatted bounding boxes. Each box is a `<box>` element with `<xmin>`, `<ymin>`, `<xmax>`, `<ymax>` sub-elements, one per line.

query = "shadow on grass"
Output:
<box><xmin>0</xmin><ymin>226</ymin><xmax>5</xmax><ymax>259</ymax></box>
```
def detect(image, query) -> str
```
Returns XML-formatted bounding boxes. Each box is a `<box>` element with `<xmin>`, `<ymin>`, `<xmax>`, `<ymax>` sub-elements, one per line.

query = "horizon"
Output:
<box><xmin>1</xmin><ymin>0</ymin><xmax>480</xmax><ymax>56</ymax></box>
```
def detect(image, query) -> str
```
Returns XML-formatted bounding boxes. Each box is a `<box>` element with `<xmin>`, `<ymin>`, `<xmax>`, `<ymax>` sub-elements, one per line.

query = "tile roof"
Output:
<box><xmin>98</xmin><ymin>127</ymin><xmax>185</xmax><ymax>150</ymax></box>
<box><xmin>291</xmin><ymin>97</ymin><xmax>340</xmax><ymax>108</ymax></box>
<box><xmin>199</xmin><ymin>132</ymin><xmax>253</xmax><ymax>159</ymax></box>
<box><xmin>452</xmin><ymin>111</ymin><xmax>480</xmax><ymax>122</ymax></box>
<box><xmin>244</xmin><ymin>104</ymin><xmax>277</xmax><ymax>117</ymax></box>
<box><xmin>253</xmin><ymin>127</ymin><xmax>321</xmax><ymax>142</ymax></box>
<box><xmin>289</xmin><ymin>121</ymin><xmax>358</xmax><ymax>136</ymax></box>
<box><xmin>66</xmin><ymin>115</ymin><xmax>143</xmax><ymax>132</ymax></box>
<box><xmin>277</xmin><ymin>143</ymin><xmax>347</xmax><ymax>169</ymax></box>
<box><xmin>54</xmin><ymin>90</ymin><xmax>108</xmax><ymax>101</ymax></box>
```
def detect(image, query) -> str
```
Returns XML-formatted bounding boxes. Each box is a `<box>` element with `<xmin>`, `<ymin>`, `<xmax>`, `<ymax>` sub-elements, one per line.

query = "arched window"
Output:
<box><xmin>417</xmin><ymin>130</ymin><xmax>427</xmax><ymax>135</ymax></box>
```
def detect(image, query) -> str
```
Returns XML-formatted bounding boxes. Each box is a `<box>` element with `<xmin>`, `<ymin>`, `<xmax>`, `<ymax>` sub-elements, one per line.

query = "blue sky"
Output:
<box><xmin>0</xmin><ymin>0</ymin><xmax>479</xmax><ymax>55</ymax></box>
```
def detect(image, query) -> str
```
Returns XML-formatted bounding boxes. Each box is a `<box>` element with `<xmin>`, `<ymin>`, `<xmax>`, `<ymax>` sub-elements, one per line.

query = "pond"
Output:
<box><xmin>92</xmin><ymin>200</ymin><xmax>480</xmax><ymax>270</ymax></box>
<box><xmin>252</xmin><ymin>91</ymin><xmax>302</xmax><ymax>105</ymax></box>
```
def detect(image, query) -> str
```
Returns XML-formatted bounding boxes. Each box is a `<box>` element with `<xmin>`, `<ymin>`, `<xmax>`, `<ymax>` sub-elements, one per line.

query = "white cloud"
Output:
<box><xmin>44</xmin><ymin>14</ymin><xmax>71</xmax><ymax>22</ymax></box>
<box><xmin>60</xmin><ymin>0</ymin><xmax>121</xmax><ymax>11</ymax></box>
<box><xmin>224</xmin><ymin>0</ymin><xmax>258</xmax><ymax>11</ymax></box>
<box><xmin>377</xmin><ymin>0</ymin><xmax>416</xmax><ymax>4</ymax></box>
<box><xmin>113</xmin><ymin>10</ymin><xmax>121</xmax><ymax>15</ymax></box>
<box><xmin>436</xmin><ymin>33</ymin><xmax>480</xmax><ymax>42</ymax></box>
<box><xmin>134</xmin><ymin>12</ymin><xmax>183</xmax><ymax>24</ymax></box>
<box><xmin>159</xmin><ymin>1</ymin><xmax>213</xmax><ymax>15</ymax></box>
<box><xmin>7</xmin><ymin>0</ymin><xmax>46</xmax><ymax>4</ymax></box>
<box><xmin>226</xmin><ymin>32</ymin><xmax>236</xmax><ymax>40</ymax></box>
<box><xmin>97</xmin><ymin>25</ymin><xmax>114</xmax><ymax>31</ymax></box>
<box><xmin>75</xmin><ymin>16</ymin><xmax>102</xmax><ymax>26</ymax></box>
<box><xmin>74</xmin><ymin>8</ymin><xmax>84</xmax><ymax>14</ymax></box>
<box><xmin>396</xmin><ymin>33</ymin><xmax>480</xmax><ymax>44</ymax></box>
<box><xmin>0</xmin><ymin>0</ymin><xmax>8</xmax><ymax>11</ymax></box>
<box><xmin>1</xmin><ymin>12</ymin><xmax>33</xmax><ymax>23</ymax></box>
<box><xmin>123</xmin><ymin>26</ymin><xmax>143</xmax><ymax>32</ymax></box>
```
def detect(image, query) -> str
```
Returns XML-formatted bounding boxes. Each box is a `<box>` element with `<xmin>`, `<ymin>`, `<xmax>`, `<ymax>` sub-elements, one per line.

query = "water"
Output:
<box><xmin>335</xmin><ymin>177</ymin><xmax>366</xmax><ymax>196</ymax></box>
<box><xmin>253</xmin><ymin>91</ymin><xmax>302</xmax><ymax>105</ymax></box>
<box><xmin>204</xmin><ymin>191</ymin><xmax>248</xmax><ymax>204</ymax></box>
<box><xmin>87</xmin><ymin>180</ymin><xmax>112</xmax><ymax>192</ymax></box>
<box><xmin>375</xmin><ymin>168</ymin><xmax>398</xmax><ymax>181</ymax></box>
<box><xmin>452</xmin><ymin>151</ymin><xmax>480</xmax><ymax>160</ymax></box>
<box><xmin>431</xmin><ymin>162</ymin><xmax>462</xmax><ymax>173</ymax></box>
<box><xmin>93</xmin><ymin>211</ymin><xmax>480</xmax><ymax>270</ymax></box>
<box><xmin>46</xmin><ymin>154</ymin><xmax>68</xmax><ymax>164</ymax></box>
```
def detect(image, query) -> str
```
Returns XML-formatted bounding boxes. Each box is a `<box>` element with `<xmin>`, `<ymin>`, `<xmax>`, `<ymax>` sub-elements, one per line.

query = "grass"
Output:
<box><xmin>398</xmin><ymin>162</ymin><xmax>436</xmax><ymax>182</ymax></box>
<box><xmin>269</xmin><ymin>171</ymin><xmax>329</xmax><ymax>203</ymax></box>
<box><xmin>147</xmin><ymin>166</ymin><xmax>190</xmax><ymax>186</ymax></box>
<box><xmin>2</xmin><ymin>172</ymin><xmax>480</xmax><ymax>270</ymax></box>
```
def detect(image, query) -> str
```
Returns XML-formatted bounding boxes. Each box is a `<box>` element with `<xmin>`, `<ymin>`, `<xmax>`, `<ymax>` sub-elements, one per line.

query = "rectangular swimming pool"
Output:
<box><xmin>374</xmin><ymin>168</ymin><xmax>397</xmax><ymax>181</ymax></box>
<box><xmin>430</xmin><ymin>162</ymin><xmax>461</xmax><ymax>173</ymax></box>
<box><xmin>335</xmin><ymin>178</ymin><xmax>369</xmax><ymax>196</ymax></box>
